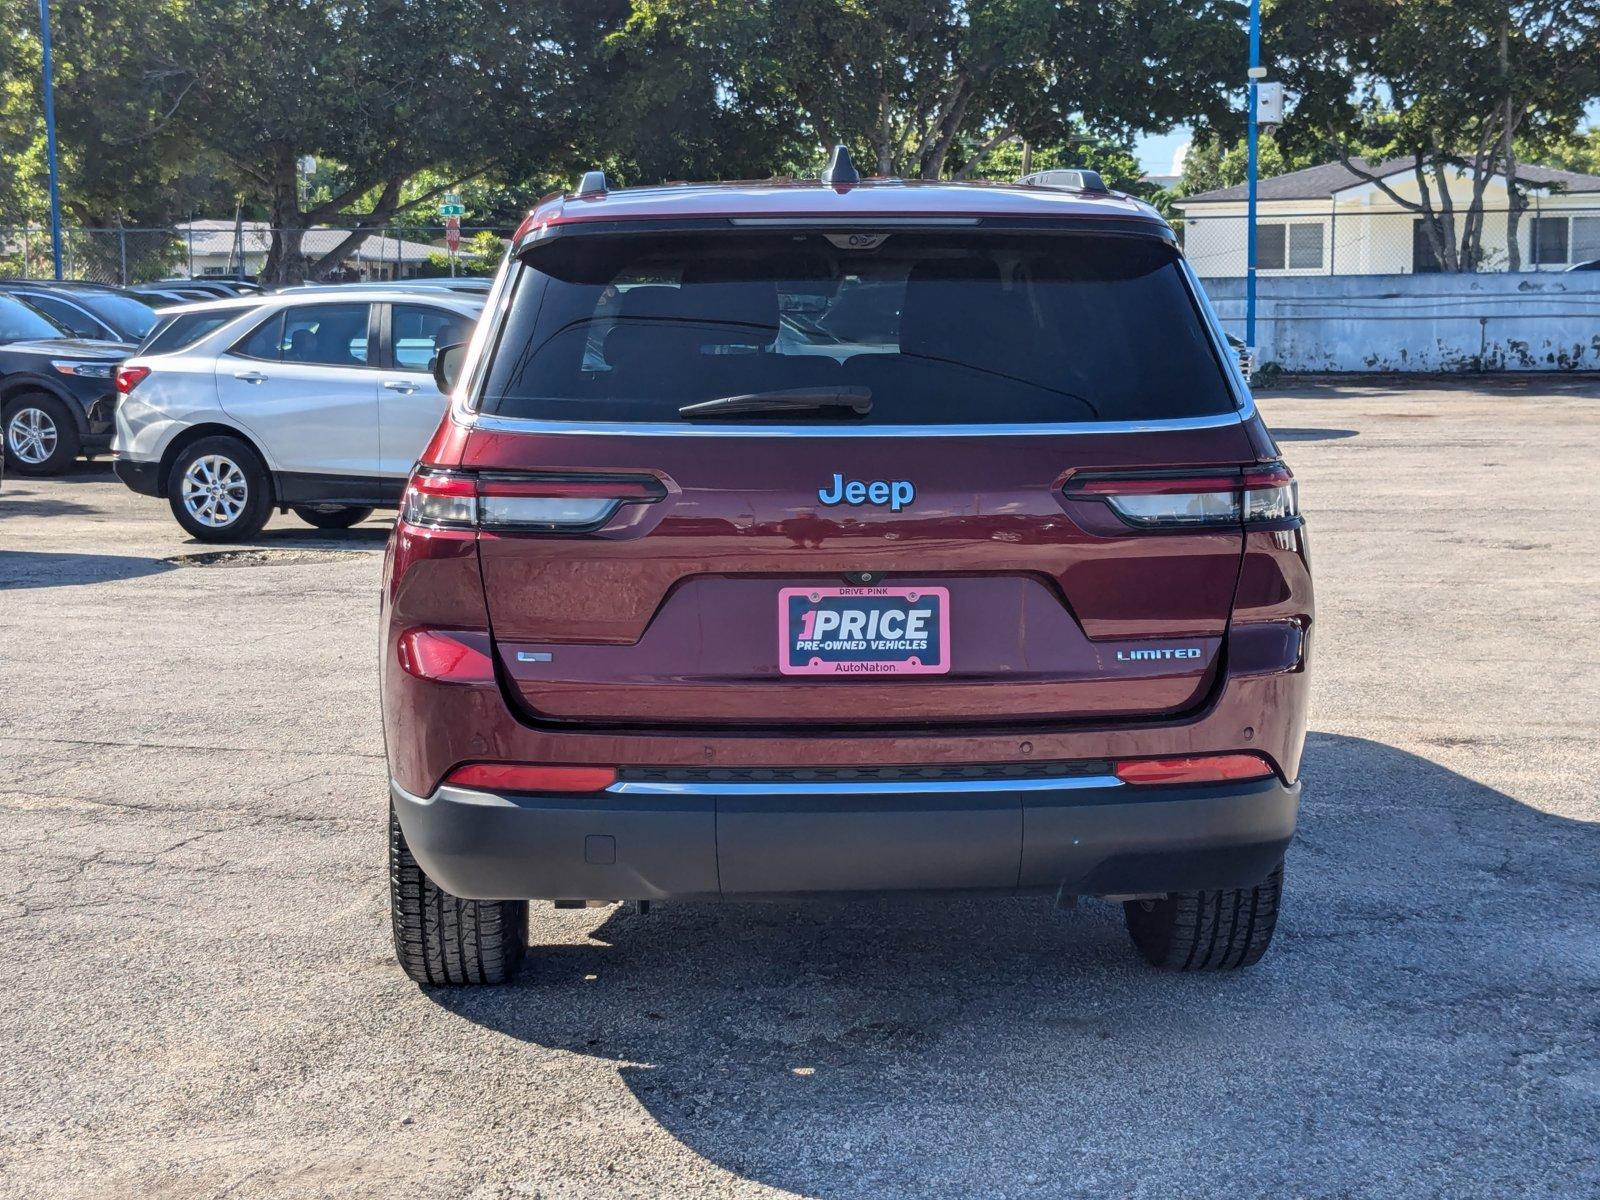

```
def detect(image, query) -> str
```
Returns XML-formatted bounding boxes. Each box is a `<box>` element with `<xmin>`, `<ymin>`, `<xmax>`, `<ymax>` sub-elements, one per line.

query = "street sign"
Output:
<box><xmin>438</xmin><ymin>204</ymin><xmax>465</xmax><ymax>217</ymax></box>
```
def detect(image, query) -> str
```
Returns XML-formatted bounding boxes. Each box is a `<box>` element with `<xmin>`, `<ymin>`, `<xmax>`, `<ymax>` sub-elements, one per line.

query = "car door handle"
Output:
<box><xmin>383</xmin><ymin>380</ymin><xmax>420</xmax><ymax>394</ymax></box>
<box><xmin>233</xmin><ymin>370</ymin><xmax>268</xmax><ymax>384</ymax></box>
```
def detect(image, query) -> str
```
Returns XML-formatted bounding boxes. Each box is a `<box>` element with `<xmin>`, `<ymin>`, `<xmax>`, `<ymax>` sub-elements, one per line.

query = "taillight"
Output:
<box><xmin>1067</xmin><ymin>463</ymin><xmax>1297</xmax><ymax>529</ymax></box>
<box><xmin>114</xmin><ymin>365</ymin><xmax>150</xmax><ymax>394</ymax></box>
<box><xmin>1113</xmin><ymin>754</ymin><xmax>1275</xmax><ymax>785</ymax></box>
<box><xmin>400</xmin><ymin>469</ymin><xmax>666</xmax><ymax>532</ymax></box>
<box><xmin>445</xmin><ymin>763</ymin><xmax>618</xmax><ymax>793</ymax></box>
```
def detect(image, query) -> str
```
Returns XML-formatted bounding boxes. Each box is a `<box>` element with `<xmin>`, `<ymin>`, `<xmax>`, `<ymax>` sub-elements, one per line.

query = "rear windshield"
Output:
<box><xmin>75</xmin><ymin>290</ymin><xmax>158</xmax><ymax>339</ymax></box>
<box><xmin>139</xmin><ymin>308</ymin><xmax>254</xmax><ymax>355</ymax></box>
<box><xmin>479</xmin><ymin>232</ymin><xmax>1234</xmax><ymax>425</ymax></box>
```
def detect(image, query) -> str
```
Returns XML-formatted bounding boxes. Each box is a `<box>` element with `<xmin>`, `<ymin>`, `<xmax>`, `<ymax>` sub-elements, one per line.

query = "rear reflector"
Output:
<box><xmin>396</xmin><ymin>629</ymin><xmax>495</xmax><ymax>683</ymax></box>
<box><xmin>115</xmin><ymin>365</ymin><xmax>151</xmax><ymax>394</ymax></box>
<box><xmin>400</xmin><ymin>469</ymin><xmax>666</xmax><ymax>532</ymax></box>
<box><xmin>1113</xmin><ymin>754</ymin><xmax>1275</xmax><ymax>786</ymax></box>
<box><xmin>445</xmin><ymin>763</ymin><xmax>618</xmax><ymax>793</ymax></box>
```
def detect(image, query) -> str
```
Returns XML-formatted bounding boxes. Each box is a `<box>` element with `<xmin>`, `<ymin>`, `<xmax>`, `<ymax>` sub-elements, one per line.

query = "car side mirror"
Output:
<box><xmin>433</xmin><ymin>342</ymin><xmax>467</xmax><ymax>394</ymax></box>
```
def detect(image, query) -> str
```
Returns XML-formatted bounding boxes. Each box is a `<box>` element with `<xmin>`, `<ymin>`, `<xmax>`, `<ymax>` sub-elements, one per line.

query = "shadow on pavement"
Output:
<box><xmin>427</xmin><ymin>733</ymin><xmax>1598</xmax><ymax>1197</ymax></box>
<box><xmin>1271</xmin><ymin>427</ymin><xmax>1360</xmax><ymax>442</ymax></box>
<box><xmin>0</xmin><ymin>549</ymin><xmax>178</xmax><ymax>590</ymax></box>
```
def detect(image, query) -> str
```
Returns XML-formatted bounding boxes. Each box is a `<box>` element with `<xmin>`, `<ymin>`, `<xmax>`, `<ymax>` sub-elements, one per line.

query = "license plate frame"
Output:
<box><xmin>778</xmin><ymin>585</ymin><xmax>950</xmax><ymax>676</ymax></box>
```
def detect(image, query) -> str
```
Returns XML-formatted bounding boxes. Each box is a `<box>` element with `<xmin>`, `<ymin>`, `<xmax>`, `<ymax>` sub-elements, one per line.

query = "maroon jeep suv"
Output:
<box><xmin>381</xmin><ymin>157</ymin><xmax>1312</xmax><ymax>985</ymax></box>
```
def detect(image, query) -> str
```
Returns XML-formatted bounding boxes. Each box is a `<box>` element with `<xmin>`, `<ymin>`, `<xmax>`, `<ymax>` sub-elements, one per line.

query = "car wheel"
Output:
<box><xmin>1123</xmin><ymin>862</ymin><xmax>1283</xmax><ymax>970</ymax></box>
<box><xmin>292</xmin><ymin>504</ymin><xmax>375</xmax><ymax>530</ymax></box>
<box><xmin>390</xmin><ymin>804</ymin><xmax>527</xmax><ymax>986</ymax></box>
<box><xmin>3</xmin><ymin>394</ymin><xmax>81</xmax><ymax>476</ymax></box>
<box><xmin>167</xmin><ymin>436</ymin><xmax>272</xmax><ymax>542</ymax></box>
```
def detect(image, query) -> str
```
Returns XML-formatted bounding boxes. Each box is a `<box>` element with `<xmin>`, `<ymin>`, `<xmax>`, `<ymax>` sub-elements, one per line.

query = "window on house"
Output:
<box><xmin>1413</xmin><ymin>220</ymin><xmax>1444</xmax><ymax>273</ymax></box>
<box><xmin>1258</xmin><ymin>223</ymin><xmax>1286</xmax><ymax>270</ymax></box>
<box><xmin>1532</xmin><ymin>216</ymin><xmax>1569</xmax><ymax>265</ymax></box>
<box><xmin>1257</xmin><ymin>222</ymin><xmax>1323</xmax><ymax>271</ymax></box>
<box><xmin>1572</xmin><ymin>216</ymin><xmax>1600</xmax><ymax>264</ymax></box>
<box><xmin>1288</xmin><ymin>224</ymin><xmax>1323</xmax><ymax>269</ymax></box>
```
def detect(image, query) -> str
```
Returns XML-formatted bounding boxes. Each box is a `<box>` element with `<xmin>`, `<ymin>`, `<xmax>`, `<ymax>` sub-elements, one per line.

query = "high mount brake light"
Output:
<box><xmin>1066</xmin><ymin>462</ymin><xmax>1297</xmax><ymax>529</ymax></box>
<box><xmin>400</xmin><ymin>469</ymin><xmax>666</xmax><ymax>532</ymax></box>
<box><xmin>1113</xmin><ymin>754</ymin><xmax>1275</xmax><ymax>785</ymax></box>
<box><xmin>445</xmin><ymin>763</ymin><xmax>618</xmax><ymax>793</ymax></box>
<box><xmin>114</xmin><ymin>365</ymin><xmax>151</xmax><ymax>394</ymax></box>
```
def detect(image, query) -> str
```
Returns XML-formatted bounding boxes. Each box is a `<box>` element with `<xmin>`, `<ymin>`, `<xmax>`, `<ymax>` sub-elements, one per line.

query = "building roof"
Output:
<box><xmin>1175</xmin><ymin>156</ymin><xmax>1600</xmax><ymax>205</ymax></box>
<box><xmin>515</xmin><ymin>178</ymin><xmax>1167</xmax><ymax>243</ymax></box>
<box><xmin>176</xmin><ymin>220</ymin><xmax>441</xmax><ymax>263</ymax></box>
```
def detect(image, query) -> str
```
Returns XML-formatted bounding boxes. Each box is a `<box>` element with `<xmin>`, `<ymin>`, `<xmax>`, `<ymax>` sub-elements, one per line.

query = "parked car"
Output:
<box><xmin>277</xmin><ymin>278</ymin><xmax>494</xmax><ymax>295</ymax></box>
<box><xmin>379</xmin><ymin>157</ymin><xmax>1313</xmax><ymax>985</ymax></box>
<box><xmin>1567</xmin><ymin>258</ymin><xmax>1600</xmax><ymax>272</ymax></box>
<box><xmin>0</xmin><ymin>294</ymin><xmax>126</xmax><ymax>474</ymax></box>
<box><xmin>0</xmin><ymin>280</ymin><xmax>156</xmax><ymax>344</ymax></box>
<box><xmin>112</xmin><ymin>289</ymin><xmax>481</xmax><ymax>538</ymax></box>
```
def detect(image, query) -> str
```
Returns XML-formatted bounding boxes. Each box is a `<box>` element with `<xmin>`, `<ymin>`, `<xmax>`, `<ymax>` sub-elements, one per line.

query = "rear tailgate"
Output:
<box><xmin>468</xmin><ymin>421</ymin><xmax>1253</xmax><ymax>728</ymax></box>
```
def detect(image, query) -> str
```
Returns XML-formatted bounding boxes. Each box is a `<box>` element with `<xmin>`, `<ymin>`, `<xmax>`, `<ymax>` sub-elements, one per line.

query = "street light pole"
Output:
<box><xmin>1246</xmin><ymin>0</ymin><xmax>1262</xmax><ymax>361</ymax></box>
<box><xmin>37</xmin><ymin>0</ymin><xmax>65</xmax><ymax>280</ymax></box>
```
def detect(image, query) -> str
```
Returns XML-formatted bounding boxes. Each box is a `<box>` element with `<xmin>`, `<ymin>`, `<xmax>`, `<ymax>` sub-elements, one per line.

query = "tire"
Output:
<box><xmin>1123</xmin><ymin>862</ymin><xmax>1284</xmax><ymax>971</ymax></box>
<box><xmin>166</xmin><ymin>435</ymin><xmax>272</xmax><ymax>542</ymax></box>
<box><xmin>292</xmin><ymin>504</ymin><xmax>375</xmax><ymax>530</ymax></box>
<box><xmin>390</xmin><ymin>804</ymin><xmax>526</xmax><ymax>986</ymax></box>
<box><xmin>3</xmin><ymin>393</ymin><xmax>81</xmax><ymax>476</ymax></box>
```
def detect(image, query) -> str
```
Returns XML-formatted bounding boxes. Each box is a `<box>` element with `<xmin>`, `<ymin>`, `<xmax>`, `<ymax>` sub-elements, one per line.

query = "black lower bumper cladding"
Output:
<box><xmin>391</xmin><ymin>773</ymin><xmax>1299</xmax><ymax>902</ymax></box>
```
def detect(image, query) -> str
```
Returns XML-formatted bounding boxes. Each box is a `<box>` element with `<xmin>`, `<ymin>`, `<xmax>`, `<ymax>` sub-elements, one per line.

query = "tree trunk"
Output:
<box><xmin>261</xmin><ymin>154</ymin><xmax>307</xmax><ymax>285</ymax></box>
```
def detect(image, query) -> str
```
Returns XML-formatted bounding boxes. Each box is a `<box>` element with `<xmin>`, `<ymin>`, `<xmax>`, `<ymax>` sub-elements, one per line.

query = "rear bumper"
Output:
<box><xmin>391</xmin><ymin>773</ymin><xmax>1298</xmax><ymax>902</ymax></box>
<box><xmin>113</xmin><ymin>456</ymin><xmax>161</xmax><ymax>496</ymax></box>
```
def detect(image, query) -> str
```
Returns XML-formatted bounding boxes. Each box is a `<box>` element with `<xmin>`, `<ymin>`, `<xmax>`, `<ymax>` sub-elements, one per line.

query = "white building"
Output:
<box><xmin>175</xmin><ymin>220</ymin><xmax>443</xmax><ymax>280</ymax></box>
<box><xmin>1174</xmin><ymin>156</ymin><xmax>1600</xmax><ymax>277</ymax></box>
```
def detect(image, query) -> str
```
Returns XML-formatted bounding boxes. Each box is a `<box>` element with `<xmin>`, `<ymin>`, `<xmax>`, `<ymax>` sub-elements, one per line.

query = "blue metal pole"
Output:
<box><xmin>38</xmin><ymin>0</ymin><xmax>64</xmax><ymax>281</ymax></box>
<box><xmin>1245</xmin><ymin>0</ymin><xmax>1260</xmax><ymax>355</ymax></box>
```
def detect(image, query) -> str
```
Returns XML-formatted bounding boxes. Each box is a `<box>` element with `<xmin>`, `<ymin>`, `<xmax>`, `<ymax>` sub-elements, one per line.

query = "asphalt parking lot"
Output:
<box><xmin>2</xmin><ymin>378</ymin><xmax>1597</xmax><ymax>1199</ymax></box>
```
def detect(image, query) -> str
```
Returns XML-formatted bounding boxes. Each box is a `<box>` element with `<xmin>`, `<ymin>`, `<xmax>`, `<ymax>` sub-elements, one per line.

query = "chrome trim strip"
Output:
<box><xmin>462</xmin><ymin>410</ymin><xmax>1249</xmax><ymax>439</ymax></box>
<box><xmin>607</xmin><ymin>775</ymin><xmax>1123</xmax><ymax>796</ymax></box>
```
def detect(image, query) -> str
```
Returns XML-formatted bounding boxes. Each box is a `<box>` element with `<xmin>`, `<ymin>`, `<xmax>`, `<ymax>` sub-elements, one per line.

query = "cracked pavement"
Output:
<box><xmin>1</xmin><ymin>379</ymin><xmax>1597</xmax><ymax>1199</ymax></box>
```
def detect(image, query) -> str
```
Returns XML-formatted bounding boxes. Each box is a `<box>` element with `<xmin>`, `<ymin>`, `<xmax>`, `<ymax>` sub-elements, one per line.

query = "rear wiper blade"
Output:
<box><xmin>678</xmin><ymin>386</ymin><xmax>872</xmax><ymax>419</ymax></box>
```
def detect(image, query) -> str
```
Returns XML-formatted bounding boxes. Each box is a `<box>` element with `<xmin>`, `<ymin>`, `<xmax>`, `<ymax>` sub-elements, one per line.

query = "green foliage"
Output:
<box><xmin>420</xmin><ymin>230</ymin><xmax>508</xmax><ymax>277</ymax></box>
<box><xmin>1176</xmin><ymin>134</ymin><xmax>1313</xmax><ymax>195</ymax></box>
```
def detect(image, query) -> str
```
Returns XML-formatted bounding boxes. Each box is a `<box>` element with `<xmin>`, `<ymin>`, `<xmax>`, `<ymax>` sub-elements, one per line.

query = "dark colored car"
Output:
<box><xmin>0</xmin><ymin>294</ymin><xmax>126</xmax><ymax>474</ymax></box>
<box><xmin>380</xmin><ymin>162</ymin><xmax>1313</xmax><ymax>985</ymax></box>
<box><xmin>0</xmin><ymin>280</ymin><xmax>156</xmax><ymax>345</ymax></box>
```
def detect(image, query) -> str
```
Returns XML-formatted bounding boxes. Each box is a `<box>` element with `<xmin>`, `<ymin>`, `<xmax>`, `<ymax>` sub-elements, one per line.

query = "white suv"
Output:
<box><xmin>112</xmin><ymin>289</ymin><xmax>481</xmax><ymax>540</ymax></box>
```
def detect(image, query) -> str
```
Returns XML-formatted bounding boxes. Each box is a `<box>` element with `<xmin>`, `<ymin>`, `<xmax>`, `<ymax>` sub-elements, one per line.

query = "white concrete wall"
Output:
<box><xmin>1198</xmin><ymin>272</ymin><xmax>1600</xmax><ymax>373</ymax></box>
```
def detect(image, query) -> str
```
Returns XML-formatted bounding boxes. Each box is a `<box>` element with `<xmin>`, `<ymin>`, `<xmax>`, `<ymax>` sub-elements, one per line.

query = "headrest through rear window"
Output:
<box><xmin>899</xmin><ymin>257</ymin><xmax>1011</xmax><ymax>361</ymax></box>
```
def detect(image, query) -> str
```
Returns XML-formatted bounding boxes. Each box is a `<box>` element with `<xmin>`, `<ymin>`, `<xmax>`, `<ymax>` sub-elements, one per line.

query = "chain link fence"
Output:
<box><xmin>0</xmin><ymin>224</ymin><xmax>511</xmax><ymax>286</ymax></box>
<box><xmin>1175</xmin><ymin>201</ymin><xmax>1600</xmax><ymax>279</ymax></box>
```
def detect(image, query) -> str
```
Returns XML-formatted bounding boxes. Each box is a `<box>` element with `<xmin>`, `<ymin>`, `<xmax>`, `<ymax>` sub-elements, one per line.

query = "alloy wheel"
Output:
<box><xmin>181</xmin><ymin>454</ymin><xmax>249</xmax><ymax>528</ymax></box>
<box><xmin>6</xmin><ymin>406</ymin><xmax>59</xmax><ymax>465</ymax></box>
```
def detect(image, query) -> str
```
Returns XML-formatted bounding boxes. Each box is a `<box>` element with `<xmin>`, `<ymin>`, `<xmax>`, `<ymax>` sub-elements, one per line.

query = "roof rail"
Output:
<box><xmin>1018</xmin><ymin>168</ymin><xmax>1110</xmax><ymax>194</ymax></box>
<box><xmin>575</xmin><ymin>170</ymin><xmax>608</xmax><ymax>197</ymax></box>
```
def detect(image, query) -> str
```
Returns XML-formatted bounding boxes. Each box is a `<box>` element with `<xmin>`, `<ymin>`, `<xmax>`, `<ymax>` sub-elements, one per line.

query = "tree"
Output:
<box><xmin>169</xmin><ymin>1</ymin><xmax>603</xmax><ymax>282</ymax></box>
<box><xmin>615</xmin><ymin>0</ymin><xmax>1243</xmax><ymax>182</ymax></box>
<box><xmin>1175</xmin><ymin>133</ymin><xmax>1314</xmax><ymax>195</ymax></box>
<box><xmin>1272</xmin><ymin>0</ymin><xmax>1600</xmax><ymax>272</ymax></box>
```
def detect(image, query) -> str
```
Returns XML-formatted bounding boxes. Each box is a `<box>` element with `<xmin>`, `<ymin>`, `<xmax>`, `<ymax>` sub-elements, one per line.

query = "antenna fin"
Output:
<box><xmin>820</xmin><ymin>145</ymin><xmax>860</xmax><ymax>185</ymax></box>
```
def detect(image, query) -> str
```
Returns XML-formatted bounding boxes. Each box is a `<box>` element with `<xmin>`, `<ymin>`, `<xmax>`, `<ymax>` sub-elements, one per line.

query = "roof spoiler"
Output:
<box><xmin>1017</xmin><ymin>168</ymin><xmax>1111</xmax><ymax>195</ymax></box>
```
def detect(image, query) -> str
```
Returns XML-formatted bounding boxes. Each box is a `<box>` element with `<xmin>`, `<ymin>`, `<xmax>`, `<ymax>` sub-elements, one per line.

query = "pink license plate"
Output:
<box><xmin>778</xmin><ymin>586</ymin><xmax>950</xmax><ymax>676</ymax></box>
